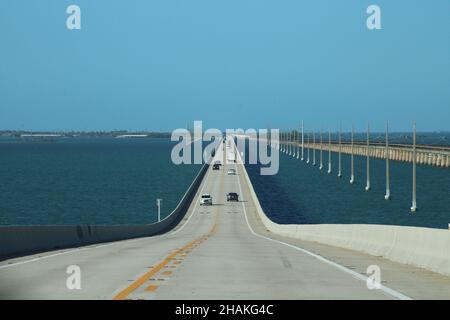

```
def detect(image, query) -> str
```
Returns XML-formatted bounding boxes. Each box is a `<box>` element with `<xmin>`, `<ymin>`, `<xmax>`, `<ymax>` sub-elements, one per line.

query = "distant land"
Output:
<box><xmin>0</xmin><ymin>130</ymin><xmax>171</xmax><ymax>138</ymax></box>
<box><xmin>0</xmin><ymin>130</ymin><xmax>449</xmax><ymax>146</ymax></box>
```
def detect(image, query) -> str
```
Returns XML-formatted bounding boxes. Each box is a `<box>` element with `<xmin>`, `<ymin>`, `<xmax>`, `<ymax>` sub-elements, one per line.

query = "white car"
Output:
<box><xmin>227</xmin><ymin>169</ymin><xmax>236</xmax><ymax>175</ymax></box>
<box><xmin>200</xmin><ymin>194</ymin><xmax>213</xmax><ymax>205</ymax></box>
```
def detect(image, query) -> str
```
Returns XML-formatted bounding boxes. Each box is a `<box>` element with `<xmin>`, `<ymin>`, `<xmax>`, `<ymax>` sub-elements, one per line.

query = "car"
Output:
<box><xmin>227</xmin><ymin>169</ymin><xmax>236</xmax><ymax>175</ymax></box>
<box><xmin>213</xmin><ymin>164</ymin><xmax>220</xmax><ymax>170</ymax></box>
<box><xmin>214</xmin><ymin>160</ymin><xmax>222</xmax><ymax>166</ymax></box>
<box><xmin>226</xmin><ymin>192</ymin><xmax>239</xmax><ymax>202</ymax></box>
<box><xmin>200</xmin><ymin>194</ymin><xmax>213</xmax><ymax>205</ymax></box>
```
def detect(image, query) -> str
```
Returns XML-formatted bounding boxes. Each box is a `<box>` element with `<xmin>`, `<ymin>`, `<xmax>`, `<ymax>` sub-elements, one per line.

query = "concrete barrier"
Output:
<box><xmin>0</xmin><ymin>164</ymin><xmax>209</xmax><ymax>259</ymax></box>
<box><xmin>239</xmin><ymin>151</ymin><xmax>450</xmax><ymax>277</ymax></box>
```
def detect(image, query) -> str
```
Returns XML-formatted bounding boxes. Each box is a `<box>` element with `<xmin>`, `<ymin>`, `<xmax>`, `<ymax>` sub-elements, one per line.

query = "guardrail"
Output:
<box><xmin>0</xmin><ymin>163</ymin><xmax>209</xmax><ymax>259</ymax></box>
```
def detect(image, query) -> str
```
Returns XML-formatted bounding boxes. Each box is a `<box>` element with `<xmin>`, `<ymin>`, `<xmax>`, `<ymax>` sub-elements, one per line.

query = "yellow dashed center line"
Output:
<box><xmin>113</xmin><ymin>222</ymin><xmax>218</xmax><ymax>300</ymax></box>
<box><xmin>114</xmin><ymin>159</ymin><xmax>225</xmax><ymax>300</ymax></box>
<box><xmin>144</xmin><ymin>285</ymin><xmax>158</xmax><ymax>292</ymax></box>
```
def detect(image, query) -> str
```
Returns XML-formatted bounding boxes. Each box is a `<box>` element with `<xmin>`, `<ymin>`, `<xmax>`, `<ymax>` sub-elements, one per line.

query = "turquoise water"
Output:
<box><xmin>246</xmin><ymin>145</ymin><xmax>450</xmax><ymax>230</ymax></box>
<box><xmin>1</xmin><ymin>135</ymin><xmax>448</xmax><ymax>229</ymax></box>
<box><xmin>0</xmin><ymin>138</ymin><xmax>201</xmax><ymax>225</ymax></box>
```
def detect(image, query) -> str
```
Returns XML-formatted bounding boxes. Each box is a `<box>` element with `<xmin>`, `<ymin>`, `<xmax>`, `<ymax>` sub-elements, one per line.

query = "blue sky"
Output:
<box><xmin>1</xmin><ymin>0</ymin><xmax>449</xmax><ymax>132</ymax></box>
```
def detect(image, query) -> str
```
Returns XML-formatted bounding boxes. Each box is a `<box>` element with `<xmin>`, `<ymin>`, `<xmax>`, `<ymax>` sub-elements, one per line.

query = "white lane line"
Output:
<box><xmin>168</xmin><ymin>162</ymin><xmax>214</xmax><ymax>236</ymax></box>
<box><xmin>168</xmin><ymin>137</ymin><xmax>224</xmax><ymax>236</ymax></box>
<box><xmin>0</xmin><ymin>242</ymin><xmax>117</xmax><ymax>270</ymax></box>
<box><xmin>110</xmin><ymin>151</ymin><xmax>223</xmax><ymax>299</ymax></box>
<box><xmin>0</xmin><ymin>160</ymin><xmax>216</xmax><ymax>270</ymax></box>
<box><xmin>231</xmin><ymin>137</ymin><xmax>412</xmax><ymax>301</ymax></box>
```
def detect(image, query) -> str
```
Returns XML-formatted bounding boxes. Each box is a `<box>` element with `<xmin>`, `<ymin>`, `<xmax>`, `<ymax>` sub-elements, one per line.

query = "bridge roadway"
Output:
<box><xmin>1</xmin><ymin>140</ymin><xmax>449</xmax><ymax>299</ymax></box>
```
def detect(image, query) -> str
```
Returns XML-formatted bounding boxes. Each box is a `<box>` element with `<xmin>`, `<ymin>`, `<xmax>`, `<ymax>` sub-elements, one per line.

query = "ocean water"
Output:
<box><xmin>1</xmin><ymin>135</ymin><xmax>448</xmax><ymax>229</ymax></box>
<box><xmin>246</xmin><ymin>143</ymin><xmax>450</xmax><ymax>230</ymax></box>
<box><xmin>0</xmin><ymin>138</ymin><xmax>201</xmax><ymax>225</ymax></box>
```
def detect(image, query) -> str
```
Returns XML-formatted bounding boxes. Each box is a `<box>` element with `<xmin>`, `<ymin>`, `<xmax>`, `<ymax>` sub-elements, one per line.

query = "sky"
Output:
<box><xmin>0</xmin><ymin>0</ymin><xmax>449</xmax><ymax>132</ymax></box>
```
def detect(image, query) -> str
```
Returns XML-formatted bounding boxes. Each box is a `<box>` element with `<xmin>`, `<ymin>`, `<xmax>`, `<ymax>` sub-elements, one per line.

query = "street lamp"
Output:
<box><xmin>156</xmin><ymin>198</ymin><xmax>162</xmax><ymax>222</ymax></box>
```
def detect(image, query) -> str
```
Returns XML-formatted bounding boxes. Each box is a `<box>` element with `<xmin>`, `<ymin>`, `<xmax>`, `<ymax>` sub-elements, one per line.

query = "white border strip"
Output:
<box><xmin>231</xmin><ymin>136</ymin><xmax>412</xmax><ymax>301</ymax></box>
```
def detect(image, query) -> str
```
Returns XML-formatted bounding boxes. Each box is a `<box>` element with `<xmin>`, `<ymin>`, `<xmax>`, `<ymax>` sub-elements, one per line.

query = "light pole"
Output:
<box><xmin>319</xmin><ymin>129</ymin><xmax>323</xmax><ymax>170</ymax></box>
<box><xmin>306</xmin><ymin>132</ymin><xmax>310</xmax><ymax>164</ymax></box>
<box><xmin>293</xmin><ymin>130</ymin><xmax>297</xmax><ymax>158</ymax></box>
<box><xmin>156</xmin><ymin>198</ymin><xmax>162</xmax><ymax>222</ymax></box>
<box><xmin>350</xmin><ymin>124</ymin><xmax>355</xmax><ymax>184</ymax></box>
<box><xmin>288</xmin><ymin>130</ymin><xmax>292</xmax><ymax>156</ymax></box>
<box><xmin>312</xmin><ymin>131</ymin><xmax>316</xmax><ymax>166</ymax></box>
<box><xmin>365</xmin><ymin>122</ymin><xmax>371</xmax><ymax>191</ymax></box>
<box><xmin>338</xmin><ymin>126</ymin><xmax>342</xmax><ymax>178</ymax></box>
<box><xmin>411</xmin><ymin>122</ymin><xmax>417</xmax><ymax>213</ymax></box>
<box><xmin>327</xmin><ymin>130</ymin><xmax>332</xmax><ymax>174</ymax></box>
<box><xmin>301</xmin><ymin>120</ymin><xmax>304</xmax><ymax>161</ymax></box>
<box><xmin>385</xmin><ymin>121</ymin><xmax>391</xmax><ymax>200</ymax></box>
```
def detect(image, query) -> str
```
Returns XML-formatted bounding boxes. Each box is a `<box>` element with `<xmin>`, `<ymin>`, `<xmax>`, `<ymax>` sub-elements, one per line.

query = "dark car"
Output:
<box><xmin>227</xmin><ymin>192</ymin><xmax>239</xmax><ymax>202</ymax></box>
<box><xmin>213</xmin><ymin>164</ymin><xmax>220</xmax><ymax>170</ymax></box>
